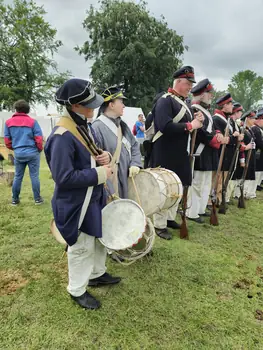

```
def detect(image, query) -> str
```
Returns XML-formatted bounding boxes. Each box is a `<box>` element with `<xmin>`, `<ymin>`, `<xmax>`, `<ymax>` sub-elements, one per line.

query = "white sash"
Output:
<box><xmin>192</xmin><ymin>104</ymin><xmax>213</xmax><ymax>156</ymax></box>
<box><xmin>152</xmin><ymin>93</ymin><xmax>192</xmax><ymax>153</ymax></box>
<box><xmin>214</xmin><ymin>113</ymin><xmax>233</xmax><ymax>134</ymax></box>
<box><xmin>78</xmin><ymin>156</ymin><xmax>95</xmax><ymax>229</ymax></box>
<box><xmin>97</xmin><ymin>115</ymin><xmax>131</xmax><ymax>159</ymax></box>
<box><xmin>233</xmin><ymin>120</ymin><xmax>239</xmax><ymax>132</ymax></box>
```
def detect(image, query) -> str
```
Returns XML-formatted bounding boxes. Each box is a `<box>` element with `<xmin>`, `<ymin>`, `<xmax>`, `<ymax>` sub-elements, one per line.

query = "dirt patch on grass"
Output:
<box><xmin>256</xmin><ymin>266</ymin><xmax>263</xmax><ymax>275</ymax></box>
<box><xmin>233</xmin><ymin>278</ymin><xmax>252</xmax><ymax>290</ymax></box>
<box><xmin>255</xmin><ymin>310</ymin><xmax>263</xmax><ymax>321</ymax></box>
<box><xmin>0</xmin><ymin>269</ymin><xmax>28</xmax><ymax>296</ymax></box>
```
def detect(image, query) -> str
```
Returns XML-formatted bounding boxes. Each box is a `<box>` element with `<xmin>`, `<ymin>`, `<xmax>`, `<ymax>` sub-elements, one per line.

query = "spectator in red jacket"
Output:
<box><xmin>4</xmin><ymin>100</ymin><xmax>44</xmax><ymax>206</ymax></box>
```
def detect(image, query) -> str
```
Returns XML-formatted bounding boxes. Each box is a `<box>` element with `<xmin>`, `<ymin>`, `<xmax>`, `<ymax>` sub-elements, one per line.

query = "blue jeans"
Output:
<box><xmin>12</xmin><ymin>153</ymin><xmax>41</xmax><ymax>201</ymax></box>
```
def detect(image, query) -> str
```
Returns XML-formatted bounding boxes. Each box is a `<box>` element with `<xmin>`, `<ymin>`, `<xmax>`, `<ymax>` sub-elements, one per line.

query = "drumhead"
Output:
<box><xmin>99</xmin><ymin>199</ymin><xmax>146</xmax><ymax>250</ymax></box>
<box><xmin>127</xmin><ymin>170</ymin><xmax>166</xmax><ymax>216</ymax></box>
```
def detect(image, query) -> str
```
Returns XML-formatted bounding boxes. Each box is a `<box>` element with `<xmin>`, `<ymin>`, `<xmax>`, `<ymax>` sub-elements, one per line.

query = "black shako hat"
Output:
<box><xmin>173</xmin><ymin>66</ymin><xmax>196</xmax><ymax>83</ymax></box>
<box><xmin>191</xmin><ymin>78</ymin><xmax>213</xmax><ymax>96</ymax></box>
<box><xmin>216</xmin><ymin>93</ymin><xmax>233</xmax><ymax>106</ymax></box>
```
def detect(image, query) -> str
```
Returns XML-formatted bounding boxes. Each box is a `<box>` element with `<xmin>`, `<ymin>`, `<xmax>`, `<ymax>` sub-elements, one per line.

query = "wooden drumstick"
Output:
<box><xmin>131</xmin><ymin>176</ymin><xmax>142</xmax><ymax>208</ymax></box>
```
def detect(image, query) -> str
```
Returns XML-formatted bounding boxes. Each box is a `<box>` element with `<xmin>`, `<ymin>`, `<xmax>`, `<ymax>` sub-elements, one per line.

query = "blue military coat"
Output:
<box><xmin>44</xmin><ymin>125</ymin><xmax>106</xmax><ymax>246</ymax></box>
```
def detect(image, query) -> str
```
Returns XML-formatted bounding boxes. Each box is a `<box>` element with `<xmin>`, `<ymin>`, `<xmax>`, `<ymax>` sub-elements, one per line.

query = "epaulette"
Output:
<box><xmin>54</xmin><ymin>126</ymin><xmax>68</xmax><ymax>135</ymax></box>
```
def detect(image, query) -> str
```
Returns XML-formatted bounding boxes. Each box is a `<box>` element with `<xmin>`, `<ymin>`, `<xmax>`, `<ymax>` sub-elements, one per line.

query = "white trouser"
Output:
<box><xmin>67</xmin><ymin>232</ymin><xmax>107</xmax><ymax>297</ymax></box>
<box><xmin>234</xmin><ymin>180</ymin><xmax>241</xmax><ymax>198</ymax></box>
<box><xmin>256</xmin><ymin>171</ymin><xmax>263</xmax><ymax>186</ymax></box>
<box><xmin>226</xmin><ymin>180</ymin><xmax>237</xmax><ymax>202</ymax></box>
<box><xmin>234</xmin><ymin>180</ymin><xmax>254</xmax><ymax>199</ymax></box>
<box><xmin>153</xmin><ymin>203</ymin><xmax>179</xmax><ymax>229</ymax></box>
<box><xmin>244</xmin><ymin>180</ymin><xmax>257</xmax><ymax>199</ymax></box>
<box><xmin>186</xmin><ymin>171</ymin><xmax>212</xmax><ymax>219</ymax></box>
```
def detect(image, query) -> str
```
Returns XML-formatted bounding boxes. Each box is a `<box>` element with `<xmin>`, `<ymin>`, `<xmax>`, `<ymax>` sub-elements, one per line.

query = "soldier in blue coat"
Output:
<box><xmin>186</xmin><ymin>79</ymin><xmax>224</xmax><ymax>223</ymax></box>
<box><xmin>45</xmin><ymin>79</ymin><xmax>121</xmax><ymax>310</ymax></box>
<box><xmin>150</xmin><ymin>66</ymin><xmax>204</xmax><ymax>240</ymax></box>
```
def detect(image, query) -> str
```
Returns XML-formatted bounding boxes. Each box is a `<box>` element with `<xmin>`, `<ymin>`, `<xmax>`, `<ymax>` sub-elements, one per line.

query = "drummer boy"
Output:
<box><xmin>44</xmin><ymin>78</ymin><xmax>121</xmax><ymax>310</ymax></box>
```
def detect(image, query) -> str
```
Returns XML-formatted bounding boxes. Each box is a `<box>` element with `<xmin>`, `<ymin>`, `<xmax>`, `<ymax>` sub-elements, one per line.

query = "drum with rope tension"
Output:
<box><xmin>127</xmin><ymin>168</ymin><xmax>183</xmax><ymax>216</ymax></box>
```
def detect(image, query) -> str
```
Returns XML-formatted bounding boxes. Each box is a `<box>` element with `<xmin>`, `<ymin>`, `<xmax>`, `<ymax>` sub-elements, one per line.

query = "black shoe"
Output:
<box><xmin>35</xmin><ymin>197</ymin><xmax>44</xmax><ymax>205</ymax></box>
<box><xmin>88</xmin><ymin>272</ymin><xmax>121</xmax><ymax>287</ymax></box>
<box><xmin>11</xmin><ymin>199</ymin><xmax>20</xmax><ymax>206</ymax></box>
<box><xmin>206</xmin><ymin>205</ymin><xmax>212</xmax><ymax>211</ymax></box>
<box><xmin>187</xmin><ymin>217</ymin><xmax>204</xmax><ymax>224</ymax></box>
<box><xmin>199</xmin><ymin>212</ymin><xmax>210</xmax><ymax>217</ymax></box>
<box><xmin>70</xmin><ymin>291</ymin><xmax>101</xmax><ymax>310</ymax></box>
<box><xmin>167</xmin><ymin>220</ymin><xmax>181</xmax><ymax>229</ymax></box>
<box><xmin>257</xmin><ymin>186</ymin><xmax>263</xmax><ymax>191</ymax></box>
<box><xmin>155</xmin><ymin>227</ymin><xmax>172</xmax><ymax>240</ymax></box>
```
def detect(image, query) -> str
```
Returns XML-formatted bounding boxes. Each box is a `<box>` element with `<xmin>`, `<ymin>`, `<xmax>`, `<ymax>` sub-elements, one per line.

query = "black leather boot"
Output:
<box><xmin>155</xmin><ymin>227</ymin><xmax>172</xmax><ymax>240</ymax></box>
<box><xmin>167</xmin><ymin>220</ymin><xmax>181</xmax><ymax>229</ymax></box>
<box><xmin>70</xmin><ymin>291</ymin><xmax>101</xmax><ymax>310</ymax></box>
<box><xmin>88</xmin><ymin>272</ymin><xmax>121</xmax><ymax>287</ymax></box>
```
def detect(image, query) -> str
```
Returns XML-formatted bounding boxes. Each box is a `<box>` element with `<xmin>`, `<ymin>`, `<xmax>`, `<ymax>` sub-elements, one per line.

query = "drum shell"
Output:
<box><xmin>128</xmin><ymin>168</ymin><xmax>183</xmax><ymax>216</ymax></box>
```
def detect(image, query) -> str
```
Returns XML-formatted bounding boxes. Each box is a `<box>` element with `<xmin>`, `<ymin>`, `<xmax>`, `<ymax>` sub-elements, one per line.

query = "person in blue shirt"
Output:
<box><xmin>135</xmin><ymin>114</ymin><xmax>145</xmax><ymax>144</ymax></box>
<box><xmin>4</xmin><ymin>100</ymin><xmax>44</xmax><ymax>206</ymax></box>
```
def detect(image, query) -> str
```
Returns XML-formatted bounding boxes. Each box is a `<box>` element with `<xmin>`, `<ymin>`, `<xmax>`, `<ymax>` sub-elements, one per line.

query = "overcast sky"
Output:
<box><xmin>6</xmin><ymin>0</ymin><xmax>263</xmax><ymax>114</ymax></box>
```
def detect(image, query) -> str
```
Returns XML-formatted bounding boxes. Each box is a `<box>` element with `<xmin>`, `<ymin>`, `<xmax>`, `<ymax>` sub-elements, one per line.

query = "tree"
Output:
<box><xmin>0</xmin><ymin>0</ymin><xmax>70</xmax><ymax>110</ymax></box>
<box><xmin>228</xmin><ymin>70</ymin><xmax>263</xmax><ymax>111</ymax></box>
<box><xmin>76</xmin><ymin>0</ymin><xmax>186</xmax><ymax>113</ymax></box>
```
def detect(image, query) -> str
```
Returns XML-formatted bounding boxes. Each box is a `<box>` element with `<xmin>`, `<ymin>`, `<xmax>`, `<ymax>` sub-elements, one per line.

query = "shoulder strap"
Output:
<box><xmin>152</xmin><ymin>94</ymin><xmax>188</xmax><ymax>143</ymax></box>
<box><xmin>111</xmin><ymin>127</ymin><xmax>122</xmax><ymax>165</ymax></box>
<box><xmin>214</xmin><ymin>113</ymin><xmax>233</xmax><ymax>134</ymax></box>
<box><xmin>97</xmin><ymin>115</ymin><xmax>131</xmax><ymax>159</ymax></box>
<box><xmin>169</xmin><ymin>93</ymin><xmax>192</xmax><ymax>117</ymax></box>
<box><xmin>192</xmin><ymin>104</ymin><xmax>213</xmax><ymax>133</ymax></box>
<box><xmin>78</xmin><ymin>156</ymin><xmax>96</xmax><ymax>229</ymax></box>
<box><xmin>56</xmin><ymin>117</ymin><xmax>94</xmax><ymax>154</ymax></box>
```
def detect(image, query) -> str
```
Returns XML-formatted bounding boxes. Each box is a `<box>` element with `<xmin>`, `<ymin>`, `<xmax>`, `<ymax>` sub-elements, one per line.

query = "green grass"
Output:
<box><xmin>0</xmin><ymin>156</ymin><xmax>263</xmax><ymax>349</ymax></box>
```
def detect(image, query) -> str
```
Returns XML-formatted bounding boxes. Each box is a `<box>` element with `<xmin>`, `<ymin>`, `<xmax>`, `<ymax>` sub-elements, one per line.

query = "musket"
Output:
<box><xmin>180</xmin><ymin>128</ymin><xmax>197</xmax><ymax>240</ymax></box>
<box><xmin>218</xmin><ymin>118</ymin><xmax>247</xmax><ymax>214</ymax></box>
<box><xmin>238</xmin><ymin>128</ymin><xmax>253</xmax><ymax>209</ymax></box>
<box><xmin>210</xmin><ymin>118</ymin><xmax>231</xmax><ymax>225</ymax></box>
<box><xmin>76</xmin><ymin>125</ymin><xmax>103</xmax><ymax>156</ymax></box>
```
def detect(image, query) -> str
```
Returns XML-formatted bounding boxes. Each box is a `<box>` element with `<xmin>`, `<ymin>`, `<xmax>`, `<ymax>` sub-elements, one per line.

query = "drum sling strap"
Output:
<box><xmin>109</xmin><ymin>126</ymin><xmax>122</xmax><ymax>196</ymax></box>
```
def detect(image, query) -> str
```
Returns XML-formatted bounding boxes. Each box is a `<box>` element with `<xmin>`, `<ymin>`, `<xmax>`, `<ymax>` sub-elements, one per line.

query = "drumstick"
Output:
<box><xmin>131</xmin><ymin>176</ymin><xmax>142</xmax><ymax>207</ymax></box>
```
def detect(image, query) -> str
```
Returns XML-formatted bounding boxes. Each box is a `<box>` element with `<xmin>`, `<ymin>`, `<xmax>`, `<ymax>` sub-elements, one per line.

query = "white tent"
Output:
<box><xmin>0</xmin><ymin>107</ymin><xmax>144</xmax><ymax>139</ymax></box>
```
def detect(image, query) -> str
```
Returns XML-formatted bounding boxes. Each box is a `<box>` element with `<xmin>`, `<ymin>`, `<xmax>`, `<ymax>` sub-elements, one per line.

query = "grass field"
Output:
<box><xmin>0</xmin><ymin>155</ymin><xmax>263</xmax><ymax>349</ymax></box>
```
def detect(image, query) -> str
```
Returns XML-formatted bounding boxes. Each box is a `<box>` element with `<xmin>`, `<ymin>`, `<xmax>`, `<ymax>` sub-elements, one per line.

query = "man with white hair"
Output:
<box><xmin>150</xmin><ymin>66</ymin><xmax>204</xmax><ymax>240</ymax></box>
<box><xmin>186</xmin><ymin>79</ymin><xmax>224</xmax><ymax>223</ymax></box>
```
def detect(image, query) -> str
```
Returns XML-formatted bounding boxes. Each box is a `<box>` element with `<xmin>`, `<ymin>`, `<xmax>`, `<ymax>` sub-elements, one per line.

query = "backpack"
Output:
<box><xmin>132</xmin><ymin>123</ymin><xmax>137</xmax><ymax>136</ymax></box>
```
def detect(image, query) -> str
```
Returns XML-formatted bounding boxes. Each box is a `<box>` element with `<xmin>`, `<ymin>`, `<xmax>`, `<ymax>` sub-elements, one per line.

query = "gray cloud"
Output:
<box><xmin>6</xmin><ymin>0</ymin><xmax>263</xmax><ymax>92</ymax></box>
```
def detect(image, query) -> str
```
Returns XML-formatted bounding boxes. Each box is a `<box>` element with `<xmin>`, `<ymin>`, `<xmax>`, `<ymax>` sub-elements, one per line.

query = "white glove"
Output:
<box><xmin>129</xmin><ymin>166</ymin><xmax>140</xmax><ymax>177</ymax></box>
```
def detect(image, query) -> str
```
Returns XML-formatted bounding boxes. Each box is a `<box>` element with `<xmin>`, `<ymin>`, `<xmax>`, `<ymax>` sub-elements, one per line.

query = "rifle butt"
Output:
<box><xmin>210</xmin><ymin>204</ymin><xmax>219</xmax><ymax>226</ymax></box>
<box><xmin>218</xmin><ymin>202</ymin><xmax>226</xmax><ymax>214</ymax></box>
<box><xmin>179</xmin><ymin>217</ymin><xmax>189</xmax><ymax>240</ymax></box>
<box><xmin>238</xmin><ymin>195</ymin><xmax>246</xmax><ymax>209</ymax></box>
